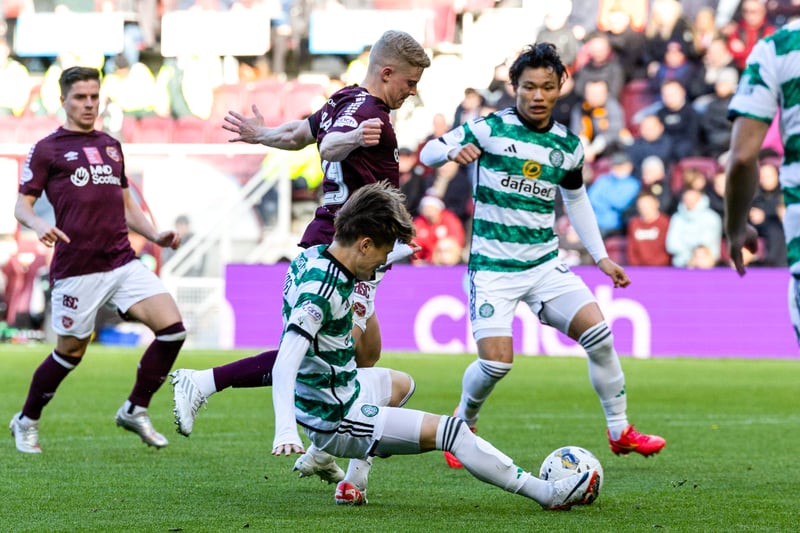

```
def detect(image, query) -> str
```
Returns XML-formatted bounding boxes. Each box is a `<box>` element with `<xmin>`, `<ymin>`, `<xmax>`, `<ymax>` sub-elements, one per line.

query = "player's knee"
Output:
<box><xmin>579</xmin><ymin>321</ymin><xmax>614</xmax><ymax>362</ymax></box>
<box><xmin>390</xmin><ymin>371</ymin><xmax>415</xmax><ymax>407</ymax></box>
<box><xmin>155</xmin><ymin>321</ymin><xmax>187</xmax><ymax>342</ymax></box>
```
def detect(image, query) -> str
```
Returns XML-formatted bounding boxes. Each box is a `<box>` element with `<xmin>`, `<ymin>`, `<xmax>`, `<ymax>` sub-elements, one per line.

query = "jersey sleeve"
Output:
<box><xmin>286</xmin><ymin>286</ymin><xmax>331</xmax><ymax>341</ymax></box>
<box><xmin>18</xmin><ymin>142</ymin><xmax>50</xmax><ymax>197</ymax></box>
<box><xmin>728</xmin><ymin>39</ymin><xmax>779</xmax><ymax>124</ymax></box>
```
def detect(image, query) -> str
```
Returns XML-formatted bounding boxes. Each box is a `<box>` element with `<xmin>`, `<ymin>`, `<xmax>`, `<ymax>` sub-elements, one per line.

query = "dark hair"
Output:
<box><xmin>334</xmin><ymin>182</ymin><xmax>414</xmax><ymax>248</ymax></box>
<box><xmin>59</xmin><ymin>66</ymin><xmax>101</xmax><ymax>98</ymax></box>
<box><xmin>508</xmin><ymin>42</ymin><xmax>567</xmax><ymax>89</ymax></box>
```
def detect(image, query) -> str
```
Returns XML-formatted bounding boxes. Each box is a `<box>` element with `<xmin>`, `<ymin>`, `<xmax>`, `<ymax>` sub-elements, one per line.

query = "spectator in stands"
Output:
<box><xmin>574</xmin><ymin>32</ymin><xmax>625</xmax><ymax>100</ymax></box>
<box><xmin>412</xmin><ymin>195</ymin><xmax>465</xmax><ymax>265</ymax></box>
<box><xmin>587</xmin><ymin>151</ymin><xmax>641</xmax><ymax>237</ymax></box>
<box><xmin>686</xmin><ymin>244</ymin><xmax>719</xmax><ymax>269</ymax></box>
<box><xmin>452</xmin><ymin>87</ymin><xmax>485</xmax><ymax>127</ymax></box>
<box><xmin>603</xmin><ymin>6</ymin><xmax>648</xmax><ymax>82</ymax></box>
<box><xmin>628</xmin><ymin>114</ymin><xmax>675</xmax><ymax>178</ymax></box>
<box><xmin>398</xmin><ymin>147</ymin><xmax>434</xmax><ymax>219</ymax></box>
<box><xmin>566</xmin><ymin>0</ymin><xmax>599</xmax><ymax>41</ymax></box>
<box><xmin>723</xmin><ymin>0</ymin><xmax>776</xmax><ymax>71</ymax></box>
<box><xmin>705</xmin><ymin>168</ymin><xmax>727</xmax><ymax>219</ymax></box>
<box><xmin>0</xmin><ymin>37</ymin><xmax>32</xmax><ymax>117</ymax></box>
<box><xmin>537</xmin><ymin>3</ymin><xmax>580</xmax><ymax>70</ymax></box>
<box><xmin>638</xmin><ymin>155</ymin><xmax>676</xmax><ymax>214</ymax></box>
<box><xmin>626</xmin><ymin>191</ymin><xmax>672</xmax><ymax>266</ymax></box>
<box><xmin>666</xmin><ymin>187</ymin><xmax>723</xmax><ymax>267</ymax></box>
<box><xmin>642</xmin><ymin>0</ymin><xmax>695</xmax><ymax>85</ymax></box>
<box><xmin>689</xmin><ymin>37</ymin><xmax>737</xmax><ymax>104</ymax></box>
<box><xmin>431</xmin><ymin>236</ymin><xmax>465</xmax><ymax>266</ymax></box>
<box><xmin>485</xmin><ymin>60</ymin><xmax>516</xmax><ymax>110</ymax></box>
<box><xmin>750</xmin><ymin>158</ymin><xmax>787</xmax><ymax>266</ymax></box>
<box><xmin>571</xmin><ymin>78</ymin><xmax>629</xmax><ymax>164</ymax></box>
<box><xmin>647</xmin><ymin>40</ymin><xmax>698</xmax><ymax>95</ymax></box>
<box><xmin>690</xmin><ymin>6</ymin><xmax>719</xmax><ymax>59</ymax></box>
<box><xmin>551</xmin><ymin>73</ymin><xmax>580</xmax><ymax>126</ymax></box>
<box><xmin>596</xmin><ymin>0</ymin><xmax>648</xmax><ymax>33</ymax></box>
<box><xmin>441</xmin><ymin>163</ymin><xmax>474</xmax><ymax>235</ymax></box>
<box><xmin>699</xmin><ymin>67</ymin><xmax>739</xmax><ymax>158</ymax></box>
<box><xmin>656</xmin><ymin>79</ymin><xmax>701</xmax><ymax>162</ymax></box>
<box><xmin>155</xmin><ymin>54</ymin><xmax>222</xmax><ymax>120</ymax></box>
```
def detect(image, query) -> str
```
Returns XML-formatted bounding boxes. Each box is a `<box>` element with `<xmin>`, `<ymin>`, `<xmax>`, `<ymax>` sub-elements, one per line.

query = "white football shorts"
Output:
<box><xmin>469</xmin><ymin>258</ymin><xmax>594</xmax><ymax>340</ymax></box>
<box><xmin>304</xmin><ymin>367</ymin><xmax>394</xmax><ymax>459</ymax></box>
<box><xmin>50</xmin><ymin>259</ymin><xmax>169</xmax><ymax>338</ymax></box>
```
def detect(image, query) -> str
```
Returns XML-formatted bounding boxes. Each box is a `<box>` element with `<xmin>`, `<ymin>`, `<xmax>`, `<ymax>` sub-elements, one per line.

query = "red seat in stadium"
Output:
<box><xmin>604</xmin><ymin>235</ymin><xmax>628</xmax><ymax>265</ymax></box>
<box><xmin>0</xmin><ymin>115</ymin><xmax>21</xmax><ymax>143</ymax></box>
<box><xmin>16</xmin><ymin>115</ymin><xmax>62</xmax><ymax>144</ymax></box>
<box><xmin>246</xmin><ymin>79</ymin><xmax>286</xmax><ymax>127</ymax></box>
<box><xmin>128</xmin><ymin>116</ymin><xmax>175</xmax><ymax>143</ymax></box>
<box><xmin>620</xmin><ymin>78</ymin><xmax>658</xmax><ymax>136</ymax></box>
<box><xmin>282</xmin><ymin>81</ymin><xmax>327</xmax><ymax>121</ymax></box>
<box><xmin>670</xmin><ymin>156</ymin><xmax>720</xmax><ymax>194</ymax></box>
<box><xmin>173</xmin><ymin>116</ymin><xmax>208</xmax><ymax>143</ymax></box>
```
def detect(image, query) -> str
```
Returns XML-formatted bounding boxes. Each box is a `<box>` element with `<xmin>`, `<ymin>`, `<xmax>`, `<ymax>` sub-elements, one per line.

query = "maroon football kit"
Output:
<box><xmin>19</xmin><ymin>127</ymin><xmax>136</xmax><ymax>282</ymax></box>
<box><xmin>301</xmin><ymin>85</ymin><xmax>400</xmax><ymax>248</ymax></box>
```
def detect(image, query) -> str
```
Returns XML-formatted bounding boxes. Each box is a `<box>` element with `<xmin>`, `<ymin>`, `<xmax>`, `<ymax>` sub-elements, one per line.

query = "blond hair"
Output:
<box><xmin>368</xmin><ymin>30</ymin><xmax>431</xmax><ymax>73</ymax></box>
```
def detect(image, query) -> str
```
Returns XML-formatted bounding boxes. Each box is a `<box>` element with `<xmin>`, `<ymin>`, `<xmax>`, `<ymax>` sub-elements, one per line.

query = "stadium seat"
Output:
<box><xmin>210</xmin><ymin>82</ymin><xmax>247</xmax><ymax>122</ymax></box>
<box><xmin>173</xmin><ymin>116</ymin><xmax>208</xmax><ymax>143</ymax></box>
<box><xmin>719</xmin><ymin>236</ymin><xmax>767</xmax><ymax>265</ymax></box>
<box><xmin>603</xmin><ymin>235</ymin><xmax>628</xmax><ymax>265</ymax></box>
<box><xmin>128</xmin><ymin>116</ymin><xmax>175</xmax><ymax>144</ymax></box>
<box><xmin>246</xmin><ymin>79</ymin><xmax>286</xmax><ymax>127</ymax></box>
<box><xmin>670</xmin><ymin>156</ymin><xmax>720</xmax><ymax>194</ymax></box>
<box><xmin>16</xmin><ymin>115</ymin><xmax>62</xmax><ymax>144</ymax></box>
<box><xmin>282</xmin><ymin>81</ymin><xmax>327</xmax><ymax>121</ymax></box>
<box><xmin>620</xmin><ymin>78</ymin><xmax>658</xmax><ymax>136</ymax></box>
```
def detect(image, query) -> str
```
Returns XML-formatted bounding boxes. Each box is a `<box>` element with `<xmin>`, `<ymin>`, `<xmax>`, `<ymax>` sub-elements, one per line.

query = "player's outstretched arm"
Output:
<box><xmin>271</xmin><ymin>330</ymin><xmax>309</xmax><ymax>456</ymax></box>
<box><xmin>224</xmin><ymin>104</ymin><xmax>315</xmax><ymax>150</ymax></box>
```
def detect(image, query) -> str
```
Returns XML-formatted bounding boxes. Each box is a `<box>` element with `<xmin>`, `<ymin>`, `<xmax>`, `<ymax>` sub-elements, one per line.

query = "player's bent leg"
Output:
<box><xmin>389</xmin><ymin>370</ymin><xmax>415</xmax><ymax>407</ymax></box>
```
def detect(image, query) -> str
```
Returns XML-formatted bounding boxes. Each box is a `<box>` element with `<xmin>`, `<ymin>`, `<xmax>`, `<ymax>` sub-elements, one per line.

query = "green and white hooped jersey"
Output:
<box><xmin>440</xmin><ymin>108</ymin><xmax>584</xmax><ymax>272</ymax></box>
<box><xmin>728</xmin><ymin>19</ymin><xmax>800</xmax><ymax>273</ymax></box>
<box><xmin>282</xmin><ymin>244</ymin><xmax>360</xmax><ymax>432</ymax></box>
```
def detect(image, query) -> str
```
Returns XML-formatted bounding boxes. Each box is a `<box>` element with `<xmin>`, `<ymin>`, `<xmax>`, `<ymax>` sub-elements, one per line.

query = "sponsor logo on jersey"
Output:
<box><xmin>522</xmin><ymin>160</ymin><xmax>541</xmax><ymax>179</ymax></box>
<box><xmin>479</xmin><ymin>302</ymin><xmax>494</xmax><ymax>318</ymax></box>
<box><xmin>301</xmin><ymin>300</ymin><xmax>324</xmax><ymax>324</ymax></box>
<box><xmin>62</xmin><ymin>316</ymin><xmax>74</xmax><ymax>329</ymax></box>
<box><xmin>82</xmin><ymin>146</ymin><xmax>103</xmax><ymax>165</ymax></box>
<box><xmin>360</xmin><ymin>404</ymin><xmax>379</xmax><ymax>417</ymax></box>
<box><xmin>64</xmin><ymin>151</ymin><xmax>79</xmax><ymax>162</ymax></box>
<box><xmin>20</xmin><ymin>166</ymin><xmax>32</xmax><ymax>185</ymax></box>
<box><xmin>500</xmin><ymin>174</ymin><xmax>555</xmax><ymax>200</ymax></box>
<box><xmin>106</xmin><ymin>146</ymin><xmax>121</xmax><ymax>162</ymax></box>
<box><xmin>70</xmin><ymin>167</ymin><xmax>91</xmax><ymax>187</ymax></box>
<box><xmin>333</xmin><ymin>116</ymin><xmax>358</xmax><ymax>129</ymax></box>
<box><xmin>504</xmin><ymin>144</ymin><xmax>518</xmax><ymax>154</ymax></box>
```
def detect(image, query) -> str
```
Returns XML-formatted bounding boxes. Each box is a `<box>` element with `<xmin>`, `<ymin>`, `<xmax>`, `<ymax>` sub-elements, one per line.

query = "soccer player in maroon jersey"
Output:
<box><xmin>9</xmin><ymin>66</ymin><xmax>186</xmax><ymax>453</ymax></box>
<box><xmin>170</xmin><ymin>30</ymin><xmax>430</xmax><ymax>491</ymax></box>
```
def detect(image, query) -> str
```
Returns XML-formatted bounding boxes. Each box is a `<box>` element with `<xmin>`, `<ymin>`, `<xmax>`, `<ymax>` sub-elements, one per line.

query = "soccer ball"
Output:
<box><xmin>539</xmin><ymin>446</ymin><xmax>604</xmax><ymax>492</ymax></box>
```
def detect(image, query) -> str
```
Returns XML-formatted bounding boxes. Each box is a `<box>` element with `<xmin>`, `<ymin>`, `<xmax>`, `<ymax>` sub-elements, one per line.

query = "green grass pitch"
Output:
<box><xmin>1</xmin><ymin>344</ymin><xmax>798</xmax><ymax>532</ymax></box>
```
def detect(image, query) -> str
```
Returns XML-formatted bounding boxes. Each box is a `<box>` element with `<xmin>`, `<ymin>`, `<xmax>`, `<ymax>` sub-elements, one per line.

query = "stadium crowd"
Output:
<box><xmin>1</xmin><ymin>0</ymin><xmax>798</xmax><ymax>335</ymax></box>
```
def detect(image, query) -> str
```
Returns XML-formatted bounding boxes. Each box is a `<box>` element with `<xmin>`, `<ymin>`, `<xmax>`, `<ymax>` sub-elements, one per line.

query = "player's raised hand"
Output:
<box><xmin>224</xmin><ymin>104</ymin><xmax>266</xmax><ymax>143</ymax></box>
<box><xmin>597</xmin><ymin>258</ymin><xmax>631</xmax><ymax>288</ymax></box>
<box><xmin>272</xmin><ymin>442</ymin><xmax>305</xmax><ymax>456</ymax></box>
<box><xmin>726</xmin><ymin>223</ymin><xmax>759</xmax><ymax>276</ymax></box>
<box><xmin>358</xmin><ymin>118</ymin><xmax>383</xmax><ymax>147</ymax></box>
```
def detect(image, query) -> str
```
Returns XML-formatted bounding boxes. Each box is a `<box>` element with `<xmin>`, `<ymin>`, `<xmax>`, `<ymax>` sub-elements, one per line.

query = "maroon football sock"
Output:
<box><xmin>212</xmin><ymin>350</ymin><xmax>277</xmax><ymax>390</ymax></box>
<box><xmin>21</xmin><ymin>350</ymin><xmax>83</xmax><ymax>420</ymax></box>
<box><xmin>128</xmin><ymin>322</ymin><xmax>185</xmax><ymax>408</ymax></box>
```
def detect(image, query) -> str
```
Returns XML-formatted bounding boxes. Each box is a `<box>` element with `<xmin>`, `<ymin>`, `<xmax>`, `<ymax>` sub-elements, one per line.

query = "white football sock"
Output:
<box><xmin>343</xmin><ymin>457</ymin><xmax>373</xmax><ymax>492</ymax></box>
<box><xmin>458</xmin><ymin>359</ymin><xmax>512</xmax><ymax>425</ymax></box>
<box><xmin>579</xmin><ymin>322</ymin><xmax>628</xmax><ymax>439</ymax></box>
<box><xmin>191</xmin><ymin>369</ymin><xmax>218</xmax><ymax>398</ymax></box>
<box><xmin>437</xmin><ymin>416</ymin><xmax>551</xmax><ymax>505</ymax></box>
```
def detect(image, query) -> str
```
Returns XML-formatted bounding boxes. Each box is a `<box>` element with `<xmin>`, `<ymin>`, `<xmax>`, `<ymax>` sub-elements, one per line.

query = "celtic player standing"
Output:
<box><xmin>725</xmin><ymin>19</ymin><xmax>800</xmax><ymax>341</ymax></box>
<box><xmin>420</xmin><ymin>43</ymin><xmax>665</xmax><ymax>468</ymax></box>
